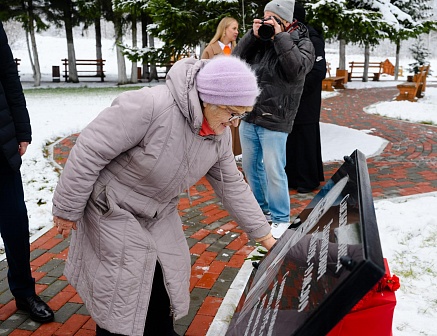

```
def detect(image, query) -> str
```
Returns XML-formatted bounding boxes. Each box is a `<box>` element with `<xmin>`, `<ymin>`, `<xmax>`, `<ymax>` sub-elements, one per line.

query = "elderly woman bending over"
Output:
<box><xmin>52</xmin><ymin>56</ymin><xmax>276</xmax><ymax>336</ymax></box>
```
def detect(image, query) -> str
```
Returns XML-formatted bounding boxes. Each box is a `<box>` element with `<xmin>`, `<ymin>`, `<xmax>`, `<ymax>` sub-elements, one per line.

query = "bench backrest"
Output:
<box><xmin>423</xmin><ymin>64</ymin><xmax>430</xmax><ymax>77</ymax></box>
<box><xmin>349</xmin><ymin>61</ymin><xmax>383</xmax><ymax>71</ymax></box>
<box><xmin>416</xmin><ymin>64</ymin><xmax>430</xmax><ymax>85</ymax></box>
<box><xmin>422</xmin><ymin>64</ymin><xmax>430</xmax><ymax>92</ymax></box>
<box><xmin>410</xmin><ymin>65</ymin><xmax>428</xmax><ymax>88</ymax></box>
<box><xmin>62</xmin><ymin>59</ymin><xmax>105</xmax><ymax>66</ymax></box>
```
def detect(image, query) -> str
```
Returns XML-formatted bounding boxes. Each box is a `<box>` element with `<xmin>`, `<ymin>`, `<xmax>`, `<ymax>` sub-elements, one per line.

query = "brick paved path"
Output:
<box><xmin>0</xmin><ymin>87</ymin><xmax>436</xmax><ymax>335</ymax></box>
<box><xmin>322</xmin><ymin>87</ymin><xmax>437</xmax><ymax>197</ymax></box>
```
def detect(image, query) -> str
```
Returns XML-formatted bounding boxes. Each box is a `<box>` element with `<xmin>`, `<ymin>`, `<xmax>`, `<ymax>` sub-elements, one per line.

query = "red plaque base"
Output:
<box><xmin>327</xmin><ymin>259</ymin><xmax>397</xmax><ymax>336</ymax></box>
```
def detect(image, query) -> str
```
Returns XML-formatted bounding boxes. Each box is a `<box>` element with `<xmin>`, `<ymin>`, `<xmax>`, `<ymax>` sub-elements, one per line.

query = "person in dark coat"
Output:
<box><xmin>285</xmin><ymin>2</ymin><xmax>325</xmax><ymax>193</ymax></box>
<box><xmin>233</xmin><ymin>0</ymin><xmax>315</xmax><ymax>239</ymax></box>
<box><xmin>0</xmin><ymin>21</ymin><xmax>54</xmax><ymax>323</ymax></box>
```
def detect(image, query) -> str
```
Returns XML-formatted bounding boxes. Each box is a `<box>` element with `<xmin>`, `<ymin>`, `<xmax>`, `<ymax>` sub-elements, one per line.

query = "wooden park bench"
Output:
<box><xmin>322</xmin><ymin>76</ymin><xmax>345</xmax><ymax>91</ymax></box>
<box><xmin>348</xmin><ymin>61</ymin><xmax>383</xmax><ymax>81</ymax></box>
<box><xmin>395</xmin><ymin>64</ymin><xmax>430</xmax><ymax>102</ymax></box>
<box><xmin>156</xmin><ymin>64</ymin><xmax>172</xmax><ymax>80</ymax></box>
<box><xmin>62</xmin><ymin>58</ymin><xmax>105</xmax><ymax>82</ymax></box>
<box><xmin>322</xmin><ymin>62</ymin><xmax>346</xmax><ymax>91</ymax></box>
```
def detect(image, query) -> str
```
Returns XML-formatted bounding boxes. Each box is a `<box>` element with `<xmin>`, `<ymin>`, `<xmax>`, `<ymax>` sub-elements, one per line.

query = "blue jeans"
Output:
<box><xmin>239</xmin><ymin>121</ymin><xmax>290</xmax><ymax>223</ymax></box>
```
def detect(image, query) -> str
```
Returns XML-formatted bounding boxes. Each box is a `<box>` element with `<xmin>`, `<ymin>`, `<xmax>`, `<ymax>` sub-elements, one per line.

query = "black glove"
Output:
<box><xmin>296</xmin><ymin>22</ymin><xmax>309</xmax><ymax>38</ymax></box>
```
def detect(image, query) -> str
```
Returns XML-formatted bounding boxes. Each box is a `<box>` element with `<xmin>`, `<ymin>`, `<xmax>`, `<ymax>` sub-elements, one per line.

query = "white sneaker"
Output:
<box><xmin>271</xmin><ymin>222</ymin><xmax>290</xmax><ymax>239</ymax></box>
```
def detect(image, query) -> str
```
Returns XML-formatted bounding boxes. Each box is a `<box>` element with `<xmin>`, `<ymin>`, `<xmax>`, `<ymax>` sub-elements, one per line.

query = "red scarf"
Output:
<box><xmin>199</xmin><ymin>118</ymin><xmax>215</xmax><ymax>136</ymax></box>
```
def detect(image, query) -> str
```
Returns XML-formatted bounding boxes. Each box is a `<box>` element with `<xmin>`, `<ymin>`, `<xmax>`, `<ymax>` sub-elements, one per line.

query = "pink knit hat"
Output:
<box><xmin>196</xmin><ymin>56</ymin><xmax>260</xmax><ymax>107</ymax></box>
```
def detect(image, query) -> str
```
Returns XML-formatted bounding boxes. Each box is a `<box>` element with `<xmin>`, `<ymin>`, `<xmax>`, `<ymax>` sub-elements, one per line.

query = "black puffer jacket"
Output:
<box><xmin>0</xmin><ymin>21</ymin><xmax>31</xmax><ymax>172</ymax></box>
<box><xmin>233</xmin><ymin>23</ymin><xmax>315</xmax><ymax>133</ymax></box>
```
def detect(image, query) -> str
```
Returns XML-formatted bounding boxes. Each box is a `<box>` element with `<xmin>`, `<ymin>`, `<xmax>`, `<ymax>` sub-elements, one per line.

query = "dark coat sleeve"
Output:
<box><xmin>0</xmin><ymin>22</ymin><xmax>31</xmax><ymax>144</ymax></box>
<box><xmin>0</xmin><ymin>21</ymin><xmax>31</xmax><ymax>171</ymax></box>
<box><xmin>274</xmin><ymin>31</ymin><xmax>314</xmax><ymax>81</ymax></box>
<box><xmin>232</xmin><ymin>29</ymin><xmax>261</xmax><ymax>60</ymax></box>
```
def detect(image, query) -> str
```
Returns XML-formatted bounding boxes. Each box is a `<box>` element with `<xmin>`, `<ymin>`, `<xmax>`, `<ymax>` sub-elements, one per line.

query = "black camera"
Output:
<box><xmin>258</xmin><ymin>16</ymin><xmax>281</xmax><ymax>41</ymax></box>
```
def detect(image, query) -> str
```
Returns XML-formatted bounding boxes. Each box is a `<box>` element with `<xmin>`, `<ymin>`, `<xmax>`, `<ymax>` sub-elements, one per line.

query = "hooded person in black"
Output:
<box><xmin>285</xmin><ymin>2</ymin><xmax>326</xmax><ymax>193</ymax></box>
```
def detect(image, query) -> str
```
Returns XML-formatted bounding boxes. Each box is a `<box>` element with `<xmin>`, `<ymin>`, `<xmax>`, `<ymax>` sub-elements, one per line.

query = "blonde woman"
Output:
<box><xmin>201</xmin><ymin>17</ymin><xmax>239</xmax><ymax>59</ymax></box>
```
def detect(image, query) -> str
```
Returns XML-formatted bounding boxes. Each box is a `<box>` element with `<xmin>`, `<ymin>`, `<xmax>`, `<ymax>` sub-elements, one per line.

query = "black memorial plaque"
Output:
<box><xmin>226</xmin><ymin>150</ymin><xmax>385</xmax><ymax>336</ymax></box>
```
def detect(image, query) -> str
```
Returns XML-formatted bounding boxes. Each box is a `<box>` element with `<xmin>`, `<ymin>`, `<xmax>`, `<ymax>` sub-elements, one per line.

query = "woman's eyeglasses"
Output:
<box><xmin>228</xmin><ymin>112</ymin><xmax>249</xmax><ymax>122</ymax></box>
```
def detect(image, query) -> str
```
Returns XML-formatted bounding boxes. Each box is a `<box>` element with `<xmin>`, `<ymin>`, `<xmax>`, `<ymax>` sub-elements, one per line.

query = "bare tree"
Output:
<box><xmin>114</xmin><ymin>13</ymin><xmax>128</xmax><ymax>84</ymax></box>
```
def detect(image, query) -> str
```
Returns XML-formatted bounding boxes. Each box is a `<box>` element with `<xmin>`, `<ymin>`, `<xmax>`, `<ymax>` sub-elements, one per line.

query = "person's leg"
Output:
<box><xmin>0</xmin><ymin>171</ymin><xmax>35</xmax><ymax>298</ymax></box>
<box><xmin>286</xmin><ymin>124</ymin><xmax>322</xmax><ymax>191</ymax></box>
<box><xmin>258</xmin><ymin>128</ymin><xmax>290</xmax><ymax>224</ymax></box>
<box><xmin>314</xmin><ymin>122</ymin><xmax>325</xmax><ymax>184</ymax></box>
<box><xmin>144</xmin><ymin>262</ymin><xmax>178</xmax><ymax>336</ymax></box>
<box><xmin>285</xmin><ymin>127</ymin><xmax>300</xmax><ymax>189</ymax></box>
<box><xmin>239</xmin><ymin>121</ymin><xmax>269</xmax><ymax>213</ymax></box>
<box><xmin>1</xmin><ymin>170</ymin><xmax>54</xmax><ymax>322</ymax></box>
<box><xmin>95</xmin><ymin>262</ymin><xmax>177</xmax><ymax>336</ymax></box>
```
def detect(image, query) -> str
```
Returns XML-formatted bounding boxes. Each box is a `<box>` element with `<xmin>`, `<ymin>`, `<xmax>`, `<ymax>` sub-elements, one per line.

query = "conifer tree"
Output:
<box><xmin>408</xmin><ymin>36</ymin><xmax>430</xmax><ymax>74</ymax></box>
<box><xmin>306</xmin><ymin>0</ymin><xmax>387</xmax><ymax>73</ymax></box>
<box><xmin>388</xmin><ymin>0</ymin><xmax>436</xmax><ymax>79</ymax></box>
<box><xmin>146</xmin><ymin>0</ymin><xmax>240</xmax><ymax>62</ymax></box>
<box><xmin>305</xmin><ymin>0</ymin><xmax>420</xmax><ymax>80</ymax></box>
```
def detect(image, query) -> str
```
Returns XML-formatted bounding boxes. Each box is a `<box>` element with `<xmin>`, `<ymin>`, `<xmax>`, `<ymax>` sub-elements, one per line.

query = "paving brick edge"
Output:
<box><xmin>206</xmin><ymin>249</ymin><xmax>259</xmax><ymax>335</ymax></box>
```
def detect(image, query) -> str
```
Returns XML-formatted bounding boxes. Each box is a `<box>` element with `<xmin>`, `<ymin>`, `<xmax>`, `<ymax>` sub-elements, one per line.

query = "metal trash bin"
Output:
<box><xmin>137</xmin><ymin>67</ymin><xmax>142</xmax><ymax>83</ymax></box>
<box><xmin>52</xmin><ymin>65</ymin><xmax>60</xmax><ymax>82</ymax></box>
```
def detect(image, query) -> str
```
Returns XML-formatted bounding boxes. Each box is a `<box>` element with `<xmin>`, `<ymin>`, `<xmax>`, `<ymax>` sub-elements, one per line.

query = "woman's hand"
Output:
<box><xmin>18</xmin><ymin>142</ymin><xmax>29</xmax><ymax>156</ymax></box>
<box><xmin>260</xmin><ymin>236</ymin><xmax>276</xmax><ymax>250</ymax></box>
<box><xmin>53</xmin><ymin>216</ymin><xmax>77</xmax><ymax>238</ymax></box>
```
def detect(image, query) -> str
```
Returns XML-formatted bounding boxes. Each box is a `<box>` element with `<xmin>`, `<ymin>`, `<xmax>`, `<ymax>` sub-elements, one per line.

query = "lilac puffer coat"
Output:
<box><xmin>52</xmin><ymin>57</ymin><xmax>271</xmax><ymax>335</ymax></box>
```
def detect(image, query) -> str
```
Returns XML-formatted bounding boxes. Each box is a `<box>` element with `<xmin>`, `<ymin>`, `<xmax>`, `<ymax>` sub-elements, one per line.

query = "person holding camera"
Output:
<box><xmin>233</xmin><ymin>0</ymin><xmax>315</xmax><ymax>239</ymax></box>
